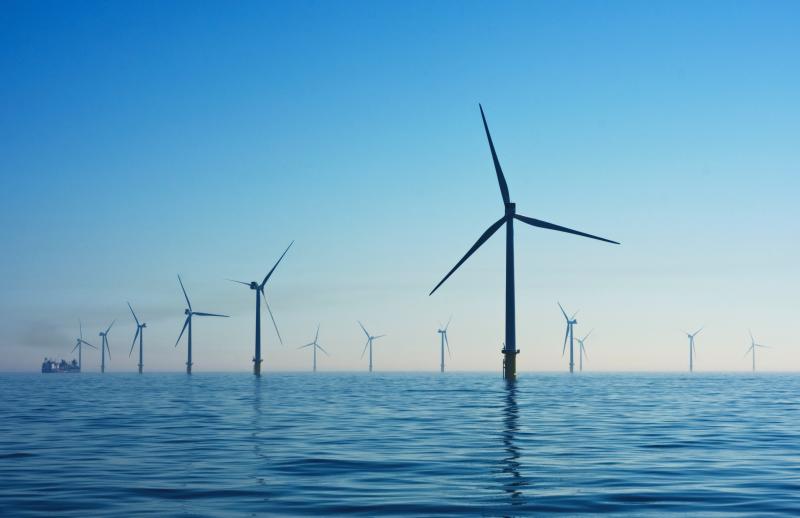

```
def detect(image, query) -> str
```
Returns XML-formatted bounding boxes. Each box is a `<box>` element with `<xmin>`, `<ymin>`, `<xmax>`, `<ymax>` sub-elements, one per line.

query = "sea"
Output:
<box><xmin>1</xmin><ymin>372</ymin><xmax>799</xmax><ymax>516</ymax></box>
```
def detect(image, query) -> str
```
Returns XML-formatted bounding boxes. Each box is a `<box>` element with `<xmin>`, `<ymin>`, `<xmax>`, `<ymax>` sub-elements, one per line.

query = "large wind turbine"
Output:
<box><xmin>358</xmin><ymin>321</ymin><xmax>385</xmax><ymax>372</ymax></box>
<box><xmin>429</xmin><ymin>105</ymin><xmax>619</xmax><ymax>380</ymax></box>
<box><xmin>298</xmin><ymin>324</ymin><xmax>328</xmax><ymax>372</ymax></box>
<box><xmin>176</xmin><ymin>275</ymin><xmax>228</xmax><ymax>374</ymax></box>
<box><xmin>684</xmin><ymin>327</ymin><xmax>703</xmax><ymax>372</ymax></box>
<box><xmin>576</xmin><ymin>330</ymin><xmax>593</xmax><ymax>372</ymax></box>
<box><xmin>437</xmin><ymin>317</ymin><xmax>452</xmax><ymax>373</ymax></box>
<box><xmin>127</xmin><ymin>302</ymin><xmax>146</xmax><ymax>374</ymax></box>
<box><xmin>559</xmin><ymin>303</ymin><xmax>579</xmax><ymax>373</ymax></box>
<box><xmin>228</xmin><ymin>241</ymin><xmax>292</xmax><ymax>376</ymax></box>
<box><xmin>71</xmin><ymin>320</ymin><xmax>96</xmax><ymax>371</ymax></box>
<box><xmin>98</xmin><ymin>320</ymin><xmax>114</xmax><ymax>373</ymax></box>
<box><xmin>745</xmin><ymin>331</ymin><xmax>770</xmax><ymax>372</ymax></box>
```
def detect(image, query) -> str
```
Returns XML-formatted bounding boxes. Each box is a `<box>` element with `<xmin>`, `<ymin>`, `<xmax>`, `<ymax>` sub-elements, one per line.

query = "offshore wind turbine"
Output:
<box><xmin>684</xmin><ymin>327</ymin><xmax>703</xmax><ymax>372</ymax></box>
<box><xmin>127</xmin><ymin>302</ymin><xmax>146</xmax><ymax>374</ymax></box>
<box><xmin>98</xmin><ymin>320</ymin><xmax>114</xmax><ymax>373</ymax></box>
<box><xmin>176</xmin><ymin>274</ymin><xmax>229</xmax><ymax>374</ymax></box>
<box><xmin>437</xmin><ymin>317</ymin><xmax>452</xmax><ymax>373</ymax></box>
<box><xmin>228</xmin><ymin>241</ymin><xmax>292</xmax><ymax>376</ymax></box>
<box><xmin>298</xmin><ymin>324</ymin><xmax>328</xmax><ymax>372</ymax></box>
<box><xmin>358</xmin><ymin>321</ymin><xmax>385</xmax><ymax>372</ymax></box>
<box><xmin>559</xmin><ymin>303</ymin><xmax>579</xmax><ymax>373</ymax></box>
<box><xmin>71</xmin><ymin>320</ymin><xmax>96</xmax><ymax>371</ymax></box>
<box><xmin>429</xmin><ymin>105</ymin><xmax>619</xmax><ymax>380</ymax></box>
<box><xmin>745</xmin><ymin>330</ymin><xmax>770</xmax><ymax>372</ymax></box>
<box><xmin>575</xmin><ymin>330</ymin><xmax>593</xmax><ymax>372</ymax></box>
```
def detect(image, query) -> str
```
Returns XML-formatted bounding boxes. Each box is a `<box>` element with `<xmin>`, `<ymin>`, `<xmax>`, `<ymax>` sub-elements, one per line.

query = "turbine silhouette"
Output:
<box><xmin>683</xmin><ymin>327</ymin><xmax>703</xmax><ymax>372</ymax></box>
<box><xmin>437</xmin><ymin>317</ymin><xmax>452</xmax><ymax>372</ymax></box>
<box><xmin>98</xmin><ymin>320</ymin><xmax>114</xmax><ymax>373</ymax></box>
<box><xmin>127</xmin><ymin>302</ymin><xmax>146</xmax><ymax>374</ymax></box>
<box><xmin>745</xmin><ymin>330</ymin><xmax>770</xmax><ymax>372</ymax></box>
<box><xmin>298</xmin><ymin>324</ymin><xmax>328</xmax><ymax>372</ymax></box>
<box><xmin>429</xmin><ymin>105</ymin><xmax>619</xmax><ymax>380</ymax></box>
<box><xmin>559</xmin><ymin>303</ymin><xmax>579</xmax><ymax>373</ymax></box>
<box><xmin>176</xmin><ymin>274</ymin><xmax>228</xmax><ymax>374</ymax></box>
<box><xmin>358</xmin><ymin>321</ymin><xmax>385</xmax><ymax>372</ymax></box>
<box><xmin>228</xmin><ymin>241</ymin><xmax>292</xmax><ymax>376</ymax></box>
<box><xmin>71</xmin><ymin>320</ymin><xmax>96</xmax><ymax>371</ymax></box>
<box><xmin>575</xmin><ymin>330</ymin><xmax>593</xmax><ymax>372</ymax></box>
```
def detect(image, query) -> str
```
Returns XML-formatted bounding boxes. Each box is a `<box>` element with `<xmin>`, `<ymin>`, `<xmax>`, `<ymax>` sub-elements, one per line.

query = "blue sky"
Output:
<box><xmin>1</xmin><ymin>1</ymin><xmax>798</xmax><ymax>372</ymax></box>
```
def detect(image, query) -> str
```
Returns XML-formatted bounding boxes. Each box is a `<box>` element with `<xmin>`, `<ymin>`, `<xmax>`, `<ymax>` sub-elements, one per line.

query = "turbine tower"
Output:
<box><xmin>684</xmin><ymin>327</ymin><xmax>703</xmax><ymax>372</ymax></box>
<box><xmin>298</xmin><ymin>324</ymin><xmax>328</xmax><ymax>372</ymax></box>
<box><xmin>437</xmin><ymin>317</ymin><xmax>452</xmax><ymax>373</ymax></box>
<box><xmin>98</xmin><ymin>320</ymin><xmax>114</xmax><ymax>373</ymax></box>
<box><xmin>358</xmin><ymin>321</ymin><xmax>385</xmax><ymax>372</ymax></box>
<box><xmin>71</xmin><ymin>320</ymin><xmax>96</xmax><ymax>371</ymax></box>
<box><xmin>559</xmin><ymin>303</ymin><xmax>579</xmax><ymax>373</ymax></box>
<box><xmin>127</xmin><ymin>302</ymin><xmax>146</xmax><ymax>374</ymax></box>
<box><xmin>429</xmin><ymin>105</ymin><xmax>619</xmax><ymax>380</ymax></box>
<box><xmin>228</xmin><ymin>241</ymin><xmax>292</xmax><ymax>376</ymax></box>
<box><xmin>575</xmin><ymin>330</ymin><xmax>593</xmax><ymax>372</ymax></box>
<box><xmin>745</xmin><ymin>330</ymin><xmax>770</xmax><ymax>372</ymax></box>
<box><xmin>176</xmin><ymin>274</ymin><xmax>229</xmax><ymax>374</ymax></box>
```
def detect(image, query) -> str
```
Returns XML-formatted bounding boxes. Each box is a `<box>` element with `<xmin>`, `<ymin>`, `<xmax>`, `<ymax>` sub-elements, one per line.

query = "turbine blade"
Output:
<box><xmin>178</xmin><ymin>274</ymin><xmax>192</xmax><ymax>311</ymax></box>
<box><xmin>360</xmin><ymin>339</ymin><xmax>370</xmax><ymax>359</ymax></box>
<box><xmin>445</xmin><ymin>334</ymin><xmax>452</xmax><ymax>359</ymax></box>
<box><xmin>176</xmin><ymin>316</ymin><xmax>190</xmax><ymax>346</ymax></box>
<box><xmin>260</xmin><ymin>241</ymin><xmax>294</xmax><ymax>289</ymax></box>
<box><xmin>226</xmin><ymin>279</ymin><xmax>251</xmax><ymax>286</ymax></box>
<box><xmin>127</xmin><ymin>301</ymin><xmax>140</xmax><ymax>326</ymax></box>
<box><xmin>694</xmin><ymin>326</ymin><xmax>704</xmax><ymax>336</ymax></box>
<box><xmin>444</xmin><ymin>315</ymin><xmax>452</xmax><ymax>331</ymax></box>
<box><xmin>581</xmin><ymin>342</ymin><xmax>588</xmax><ymax>360</ymax></box>
<box><xmin>358</xmin><ymin>321</ymin><xmax>370</xmax><ymax>339</ymax></box>
<box><xmin>105</xmin><ymin>320</ymin><xmax>115</xmax><ymax>335</ymax></box>
<box><xmin>744</xmin><ymin>346</ymin><xmax>753</xmax><ymax>358</ymax></box>
<box><xmin>193</xmin><ymin>312</ymin><xmax>229</xmax><ymax>317</ymax></box>
<box><xmin>79</xmin><ymin>319</ymin><xmax>83</xmax><ymax>341</ymax></box>
<box><xmin>373</xmin><ymin>334</ymin><xmax>386</xmax><ymax>340</ymax></box>
<box><xmin>583</xmin><ymin>329</ymin><xmax>594</xmax><ymax>341</ymax></box>
<box><xmin>72</xmin><ymin>343</ymin><xmax>79</xmax><ymax>353</ymax></box>
<box><xmin>429</xmin><ymin>216</ymin><xmax>506</xmax><ymax>296</ymax></box>
<box><xmin>479</xmin><ymin>104</ymin><xmax>510</xmax><ymax>204</ymax></box>
<box><xmin>105</xmin><ymin>340</ymin><xmax>111</xmax><ymax>359</ymax></box>
<box><xmin>562</xmin><ymin>325</ymin><xmax>569</xmax><ymax>356</ymax></box>
<box><xmin>514</xmin><ymin>214</ymin><xmax>620</xmax><ymax>245</ymax></box>
<box><xmin>81</xmin><ymin>339</ymin><xmax>96</xmax><ymax>349</ymax></box>
<box><xmin>129</xmin><ymin>328</ymin><xmax>140</xmax><ymax>357</ymax></box>
<box><xmin>298</xmin><ymin>343</ymin><xmax>314</xmax><ymax>349</ymax></box>
<box><xmin>314</xmin><ymin>324</ymin><xmax>320</xmax><ymax>344</ymax></box>
<box><xmin>262</xmin><ymin>291</ymin><xmax>283</xmax><ymax>345</ymax></box>
<box><xmin>558</xmin><ymin>302</ymin><xmax>569</xmax><ymax>320</ymax></box>
<box><xmin>317</xmin><ymin>344</ymin><xmax>330</xmax><ymax>356</ymax></box>
<box><xmin>749</xmin><ymin>329</ymin><xmax>754</xmax><ymax>344</ymax></box>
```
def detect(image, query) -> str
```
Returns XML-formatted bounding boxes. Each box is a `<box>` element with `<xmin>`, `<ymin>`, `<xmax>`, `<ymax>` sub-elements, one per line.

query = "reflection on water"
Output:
<box><xmin>501</xmin><ymin>379</ymin><xmax>526</xmax><ymax>508</ymax></box>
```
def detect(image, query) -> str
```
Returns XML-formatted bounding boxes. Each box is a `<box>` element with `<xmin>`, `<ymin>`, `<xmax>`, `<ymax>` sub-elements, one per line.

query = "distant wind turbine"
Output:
<box><xmin>127</xmin><ymin>302</ymin><xmax>146</xmax><ymax>374</ymax></box>
<box><xmin>429</xmin><ymin>105</ymin><xmax>619</xmax><ymax>380</ymax></box>
<box><xmin>71</xmin><ymin>320</ymin><xmax>96</xmax><ymax>371</ymax></box>
<box><xmin>575</xmin><ymin>330</ymin><xmax>593</xmax><ymax>372</ymax></box>
<box><xmin>176</xmin><ymin>274</ymin><xmax>228</xmax><ymax>374</ymax></box>
<box><xmin>298</xmin><ymin>324</ymin><xmax>328</xmax><ymax>372</ymax></box>
<box><xmin>559</xmin><ymin>303</ymin><xmax>579</xmax><ymax>373</ymax></box>
<box><xmin>437</xmin><ymin>317</ymin><xmax>452</xmax><ymax>373</ymax></box>
<box><xmin>745</xmin><ymin>330</ymin><xmax>770</xmax><ymax>372</ymax></box>
<box><xmin>98</xmin><ymin>320</ymin><xmax>114</xmax><ymax>373</ymax></box>
<box><xmin>358</xmin><ymin>321</ymin><xmax>385</xmax><ymax>372</ymax></box>
<box><xmin>228</xmin><ymin>241</ymin><xmax>292</xmax><ymax>376</ymax></box>
<box><xmin>683</xmin><ymin>327</ymin><xmax>703</xmax><ymax>372</ymax></box>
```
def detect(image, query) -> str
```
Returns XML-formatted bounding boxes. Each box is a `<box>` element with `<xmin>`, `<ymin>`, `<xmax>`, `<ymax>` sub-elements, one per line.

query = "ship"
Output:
<box><xmin>41</xmin><ymin>358</ymin><xmax>80</xmax><ymax>373</ymax></box>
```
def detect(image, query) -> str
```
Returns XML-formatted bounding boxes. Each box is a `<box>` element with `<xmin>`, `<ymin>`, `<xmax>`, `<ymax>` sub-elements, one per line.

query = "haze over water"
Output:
<box><xmin>2</xmin><ymin>372</ymin><xmax>799</xmax><ymax>516</ymax></box>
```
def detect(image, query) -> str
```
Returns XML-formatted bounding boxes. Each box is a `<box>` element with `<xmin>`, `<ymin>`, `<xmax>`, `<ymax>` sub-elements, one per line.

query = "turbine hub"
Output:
<box><xmin>250</xmin><ymin>282</ymin><xmax>258</xmax><ymax>289</ymax></box>
<box><xmin>141</xmin><ymin>323</ymin><xmax>147</xmax><ymax>328</ymax></box>
<box><xmin>184</xmin><ymin>309</ymin><xmax>190</xmax><ymax>315</ymax></box>
<box><xmin>505</xmin><ymin>202</ymin><xmax>516</xmax><ymax>216</ymax></box>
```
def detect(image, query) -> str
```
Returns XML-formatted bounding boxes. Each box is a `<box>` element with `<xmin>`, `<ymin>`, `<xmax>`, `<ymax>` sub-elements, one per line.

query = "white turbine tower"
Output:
<box><xmin>575</xmin><ymin>330</ymin><xmax>593</xmax><ymax>372</ymax></box>
<box><xmin>358</xmin><ymin>321</ymin><xmax>385</xmax><ymax>372</ymax></box>
<box><xmin>437</xmin><ymin>317</ymin><xmax>452</xmax><ymax>372</ymax></box>
<box><xmin>745</xmin><ymin>330</ymin><xmax>770</xmax><ymax>372</ymax></box>
<box><xmin>684</xmin><ymin>327</ymin><xmax>703</xmax><ymax>372</ymax></box>
<box><xmin>558</xmin><ymin>303</ymin><xmax>578</xmax><ymax>373</ymax></box>
<box><xmin>298</xmin><ymin>324</ymin><xmax>328</xmax><ymax>372</ymax></box>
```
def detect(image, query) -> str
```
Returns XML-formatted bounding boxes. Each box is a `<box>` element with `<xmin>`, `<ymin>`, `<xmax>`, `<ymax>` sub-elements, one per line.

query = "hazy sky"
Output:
<box><xmin>1</xmin><ymin>1</ymin><xmax>798</xmax><ymax>372</ymax></box>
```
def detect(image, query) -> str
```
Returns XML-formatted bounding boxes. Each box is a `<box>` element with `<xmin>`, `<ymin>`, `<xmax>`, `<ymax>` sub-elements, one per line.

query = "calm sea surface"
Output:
<box><xmin>1</xmin><ymin>372</ymin><xmax>799</xmax><ymax>516</ymax></box>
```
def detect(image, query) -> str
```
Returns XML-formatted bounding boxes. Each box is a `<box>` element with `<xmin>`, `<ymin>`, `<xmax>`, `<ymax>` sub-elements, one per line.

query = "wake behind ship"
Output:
<box><xmin>41</xmin><ymin>358</ymin><xmax>80</xmax><ymax>373</ymax></box>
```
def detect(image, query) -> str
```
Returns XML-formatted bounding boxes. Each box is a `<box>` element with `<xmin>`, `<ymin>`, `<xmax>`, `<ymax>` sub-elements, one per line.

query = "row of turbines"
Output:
<box><xmin>67</xmin><ymin>105</ymin><xmax>775</xmax><ymax>378</ymax></box>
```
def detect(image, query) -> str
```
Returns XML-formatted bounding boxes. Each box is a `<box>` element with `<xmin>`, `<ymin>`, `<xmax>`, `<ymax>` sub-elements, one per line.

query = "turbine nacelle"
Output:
<box><xmin>184</xmin><ymin>308</ymin><xmax>191</xmax><ymax>315</ymax></box>
<box><xmin>505</xmin><ymin>202</ymin><xmax>516</xmax><ymax>217</ymax></box>
<box><xmin>249</xmin><ymin>281</ymin><xmax>259</xmax><ymax>290</ymax></box>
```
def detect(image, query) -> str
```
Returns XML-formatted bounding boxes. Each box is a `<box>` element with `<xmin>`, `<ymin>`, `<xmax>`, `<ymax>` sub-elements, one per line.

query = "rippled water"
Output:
<box><xmin>1</xmin><ymin>372</ymin><xmax>799</xmax><ymax>516</ymax></box>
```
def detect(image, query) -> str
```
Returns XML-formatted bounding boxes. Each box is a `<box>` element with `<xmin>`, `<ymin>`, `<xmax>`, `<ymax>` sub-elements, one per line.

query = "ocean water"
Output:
<box><xmin>1</xmin><ymin>372</ymin><xmax>799</xmax><ymax>516</ymax></box>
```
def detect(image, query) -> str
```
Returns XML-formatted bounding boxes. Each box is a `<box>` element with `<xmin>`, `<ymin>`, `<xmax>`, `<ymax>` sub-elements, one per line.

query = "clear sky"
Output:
<box><xmin>1</xmin><ymin>1</ymin><xmax>798</xmax><ymax>372</ymax></box>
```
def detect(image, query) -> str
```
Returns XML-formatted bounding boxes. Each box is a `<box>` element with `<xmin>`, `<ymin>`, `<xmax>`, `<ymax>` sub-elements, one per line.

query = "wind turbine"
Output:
<box><xmin>683</xmin><ymin>327</ymin><xmax>703</xmax><ymax>372</ymax></box>
<box><xmin>71</xmin><ymin>320</ymin><xmax>96</xmax><ymax>371</ymax></box>
<box><xmin>176</xmin><ymin>274</ymin><xmax>229</xmax><ymax>374</ymax></box>
<box><xmin>127</xmin><ymin>302</ymin><xmax>146</xmax><ymax>374</ymax></box>
<box><xmin>358</xmin><ymin>321</ymin><xmax>385</xmax><ymax>372</ymax></box>
<box><xmin>437</xmin><ymin>317</ymin><xmax>452</xmax><ymax>373</ymax></box>
<box><xmin>559</xmin><ymin>303</ymin><xmax>579</xmax><ymax>373</ymax></box>
<box><xmin>98</xmin><ymin>320</ymin><xmax>114</xmax><ymax>373</ymax></box>
<box><xmin>227</xmin><ymin>241</ymin><xmax>292</xmax><ymax>376</ymax></box>
<box><xmin>575</xmin><ymin>329</ymin><xmax>593</xmax><ymax>372</ymax></box>
<box><xmin>745</xmin><ymin>330</ymin><xmax>770</xmax><ymax>372</ymax></box>
<box><xmin>429</xmin><ymin>105</ymin><xmax>619</xmax><ymax>380</ymax></box>
<box><xmin>298</xmin><ymin>324</ymin><xmax>328</xmax><ymax>372</ymax></box>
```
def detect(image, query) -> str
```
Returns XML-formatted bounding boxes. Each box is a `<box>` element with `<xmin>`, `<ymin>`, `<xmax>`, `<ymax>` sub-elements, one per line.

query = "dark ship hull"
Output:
<box><xmin>41</xmin><ymin>359</ymin><xmax>80</xmax><ymax>373</ymax></box>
